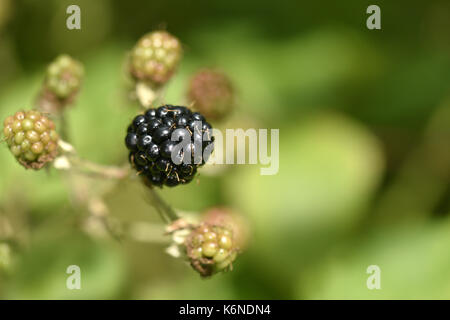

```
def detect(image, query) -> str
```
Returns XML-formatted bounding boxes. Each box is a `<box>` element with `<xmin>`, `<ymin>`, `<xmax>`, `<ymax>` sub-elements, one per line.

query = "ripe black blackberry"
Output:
<box><xmin>125</xmin><ymin>105</ymin><xmax>214</xmax><ymax>187</ymax></box>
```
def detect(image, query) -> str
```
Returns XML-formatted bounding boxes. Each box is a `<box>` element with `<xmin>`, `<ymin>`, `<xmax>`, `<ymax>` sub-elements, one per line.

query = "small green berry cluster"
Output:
<box><xmin>44</xmin><ymin>54</ymin><xmax>84</xmax><ymax>100</ymax></box>
<box><xmin>185</xmin><ymin>223</ymin><xmax>238</xmax><ymax>277</ymax></box>
<box><xmin>188</xmin><ymin>69</ymin><xmax>234</xmax><ymax>121</ymax></box>
<box><xmin>3</xmin><ymin>110</ymin><xmax>59</xmax><ymax>169</ymax></box>
<box><xmin>129</xmin><ymin>31</ymin><xmax>182</xmax><ymax>87</ymax></box>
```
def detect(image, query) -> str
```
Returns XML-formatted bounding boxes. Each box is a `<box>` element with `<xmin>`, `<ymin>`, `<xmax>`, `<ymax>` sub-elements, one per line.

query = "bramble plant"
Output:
<box><xmin>1</xmin><ymin>30</ymin><xmax>242</xmax><ymax>278</ymax></box>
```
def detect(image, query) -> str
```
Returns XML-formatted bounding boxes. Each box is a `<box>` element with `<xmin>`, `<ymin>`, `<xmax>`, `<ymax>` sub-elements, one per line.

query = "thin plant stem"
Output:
<box><xmin>69</xmin><ymin>157</ymin><xmax>130</xmax><ymax>179</ymax></box>
<box><xmin>146</xmin><ymin>187</ymin><xmax>179</xmax><ymax>223</ymax></box>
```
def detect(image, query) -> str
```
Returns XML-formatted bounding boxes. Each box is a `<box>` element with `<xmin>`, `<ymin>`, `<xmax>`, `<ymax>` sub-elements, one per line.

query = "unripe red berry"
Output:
<box><xmin>188</xmin><ymin>69</ymin><xmax>234</xmax><ymax>121</ymax></box>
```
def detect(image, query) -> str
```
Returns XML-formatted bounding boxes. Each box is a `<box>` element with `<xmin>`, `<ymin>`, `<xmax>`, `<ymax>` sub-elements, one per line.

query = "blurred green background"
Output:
<box><xmin>0</xmin><ymin>0</ymin><xmax>449</xmax><ymax>299</ymax></box>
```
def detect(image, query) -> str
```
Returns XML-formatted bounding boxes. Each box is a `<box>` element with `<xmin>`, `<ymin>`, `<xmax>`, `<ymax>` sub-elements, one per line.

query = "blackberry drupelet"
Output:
<box><xmin>2</xmin><ymin>110</ymin><xmax>59</xmax><ymax>169</ymax></box>
<box><xmin>125</xmin><ymin>105</ymin><xmax>214</xmax><ymax>187</ymax></box>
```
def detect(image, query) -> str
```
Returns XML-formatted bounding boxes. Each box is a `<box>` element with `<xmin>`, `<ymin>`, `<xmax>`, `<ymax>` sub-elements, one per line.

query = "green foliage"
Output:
<box><xmin>299</xmin><ymin>221</ymin><xmax>450</xmax><ymax>299</ymax></box>
<box><xmin>5</xmin><ymin>233</ymin><xmax>126</xmax><ymax>299</ymax></box>
<box><xmin>0</xmin><ymin>0</ymin><xmax>449</xmax><ymax>299</ymax></box>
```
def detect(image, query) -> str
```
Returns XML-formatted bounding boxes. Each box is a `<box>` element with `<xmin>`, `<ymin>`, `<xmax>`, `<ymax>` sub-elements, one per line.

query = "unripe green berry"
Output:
<box><xmin>37</xmin><ymin>54</ymin><xmax>84</xmax><ymax>113</ymax></box>
<box><xmin>26</xmin><ymin>110</ymin><xmax>40</xmax><ymax>121</ymax></box>
<box><xmin>24</xmin><ymin>150</ymin><xmax>37</xmax><ymax>161</ymax></box>
<box><xmin>129</xmin><ymin>31</ymin><xmax>182</xmax><ymax>86</ymax></box>
<box><xmin>21</xmin><ymin>139</ymin><xmax>31</xmax><ymax>151</ymax></box>
<box><xmin>26</xmin><ymin>130</ymin><xmax>39</xmax><ymax>143</ymax></box>
<box><xmin>31</xmin><ymin>142</ymin><xmax>44</xmax><ymax>154</ymax></box>
<box><xmin>213</xmin><ymin>248</ymin><xmax>229</xmax><ymax>263</ymax></box>
<box><xmin>216</xmin><ymin>251</ymin><xmax>237</xmax><ymax>270</ymax></box>
<box><xmin>3</xmin><ymin>125</ymin><xmax>12</xmax><ymax>136</ymax></box>
<box><xmin>204</xmin><ymin>232</ymin><xmax>217</xmax><ymax>242</ymax></box>
<box><xmin>191</xmin><ymin>247</ymin><xmax>203</xmax><ymax>259</ymax></box>
<box><xmin>218</xmin><ymin>234</ymin><xmax>232</xmax><ymax>250</ymax></box>
<box><xmin>22</xmin><ymin>119</ymin><xmax>34</xmax><ymax>131</ymax></box>
<box><xmin>202</xmin><ymin>242</ymin><xmax>218</xmax><ymax>257</ymax></box>
<box><xmin>12</xmin><ymin>120</ymin><xmax>22</xmax><ymax>133</ymax></box>
<box><xmin>10</xmin><ymin>145</ymin><xmax>21</xmax><ymax>156</ymax></box>
<box><xmin>2</xmin><ymin>110</ymin><xmax>59</xmax><ymax>170</ymax></box>
<box><xmin>14</xmin><ymin>131</ymin><xmax>25</xmax><ymax>144</ymax></box>
<box><xmin>34</xmin><ymin>121</ymin><xmax>47</xmax><ymax>133</ymax></box>
<box><xmin>43</xmin><ymin>54</ymin><xmax>84</xmax><ymax>100</ymax></box>
<box><xmin>14</xmin><ymin>111</ymin><xmax>25</xmax><ymax>120</ymax></box>
<box><xmin>185</xmin><ymin>223</ymin><xmax>239</xmax><ymax>277</ymax></box>
<box><xmin>40</xmin><ymin>132</ymin><xmax>50</xmax><ymax>144</ymax></box>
